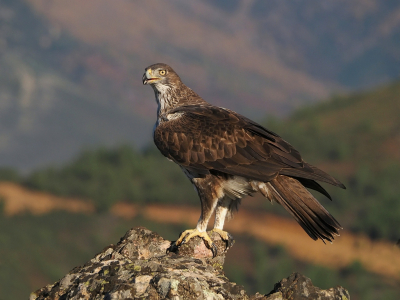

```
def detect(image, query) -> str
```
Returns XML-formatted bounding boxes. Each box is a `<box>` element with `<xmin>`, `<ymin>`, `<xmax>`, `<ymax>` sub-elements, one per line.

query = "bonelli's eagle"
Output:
<box><xmin>143</xmin><ymin>63</ymin><xmax>345</xmax><ymax>256</ymax></box>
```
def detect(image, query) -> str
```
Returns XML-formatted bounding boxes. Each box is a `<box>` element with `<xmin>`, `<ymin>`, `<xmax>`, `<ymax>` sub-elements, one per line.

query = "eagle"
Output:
<box><xmin>143</xmin><ymin>63</ymin><xmax>345</xmax><ymax>256</ymax></box>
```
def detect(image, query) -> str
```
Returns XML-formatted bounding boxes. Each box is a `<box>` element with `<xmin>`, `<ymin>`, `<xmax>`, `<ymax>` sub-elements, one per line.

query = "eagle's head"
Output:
<box><xmin>142</xmin><ymin>63</ymin><xmax>181</xmax><ymax>90</ymax></box>
<box><xmin>143</xmin><ymin>63</ymin><xmax>205</xmax><ymax>113</ymax></box>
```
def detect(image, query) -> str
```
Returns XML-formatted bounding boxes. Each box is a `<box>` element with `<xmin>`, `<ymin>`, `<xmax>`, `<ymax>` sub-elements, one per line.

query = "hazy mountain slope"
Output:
<box><xmin>0</xmin><ymin>0</ymin><xmax>148</xmax><ymax>170</ymax></box>
<box><xmin>25</xmin><ymin>0</ymin><xmax>331</xmax><ymax>114</ymax></box>
<box><xmin>222</xmin><ymin>0</ymin><xmax>400</xmax><ymax>88</ymax></box>
<box><xmin>27</xmin><ymin>0</ymin><xmax>400</xmax><ymax>90</ymax></box>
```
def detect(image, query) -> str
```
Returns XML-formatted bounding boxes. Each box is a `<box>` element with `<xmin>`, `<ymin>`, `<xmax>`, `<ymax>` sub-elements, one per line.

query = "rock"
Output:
<box><xmin>261</xmin><ymin>272</ymin><xmax>350</xmax><ymax>300</ymax></box>
<box><xmin>30</xmin><ymin>227</ymin><xmax>350</xmax><ymax>300</ymax></box>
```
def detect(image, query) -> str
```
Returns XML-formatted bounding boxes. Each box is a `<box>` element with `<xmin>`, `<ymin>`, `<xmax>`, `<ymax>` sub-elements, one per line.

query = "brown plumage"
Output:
<box><xmin>143</xmin><ymin>63</ymin><xmax>345</xmax><ymax>254</ymax></box>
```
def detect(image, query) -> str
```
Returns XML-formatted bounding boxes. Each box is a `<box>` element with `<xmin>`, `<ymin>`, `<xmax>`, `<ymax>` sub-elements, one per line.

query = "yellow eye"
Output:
<box><xmin>159</xmin><ymin>70</ymin><xmax>166</xmax><ymax>76</ymax></box>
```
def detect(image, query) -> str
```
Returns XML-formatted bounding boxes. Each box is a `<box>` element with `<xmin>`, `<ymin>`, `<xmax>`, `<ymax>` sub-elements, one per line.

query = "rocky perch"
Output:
<box><xmin>31</xmin><ymin>227</ymin><xmax>350</xmax><ymax>299</ymax></box>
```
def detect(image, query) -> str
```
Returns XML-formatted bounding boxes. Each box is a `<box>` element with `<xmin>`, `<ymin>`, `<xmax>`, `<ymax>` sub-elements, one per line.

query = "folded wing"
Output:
<box><xmin>154</xmin><ymin>105</ymin><xmax>345</xmax><ymax>197</ymax></box>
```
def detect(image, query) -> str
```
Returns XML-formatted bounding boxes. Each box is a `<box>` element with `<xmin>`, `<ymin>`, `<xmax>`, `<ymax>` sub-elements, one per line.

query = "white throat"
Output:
<box><xmin>154</xmin><ymin>83</ymin><xmax>173</xmax><ymax>117</ymax></box>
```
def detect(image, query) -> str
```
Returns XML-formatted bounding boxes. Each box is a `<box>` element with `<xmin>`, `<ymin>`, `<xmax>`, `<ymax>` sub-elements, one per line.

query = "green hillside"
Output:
<box><xmin>265</xmin><ymin>81</ymin><xmax>400</xmax><ymax>168</ymax></box>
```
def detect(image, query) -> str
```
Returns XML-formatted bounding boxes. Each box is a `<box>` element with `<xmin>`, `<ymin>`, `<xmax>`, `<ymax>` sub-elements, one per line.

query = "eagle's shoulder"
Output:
<box><xmin>153</xmin><ymin>104</ymin><xmax>278</xmax><ymax>169</ymax></box>
<box><xmin>156</xmin><ymin>104</ymin><xmax>242</xmax><ymax>135</ymax></box>
<box><xmin>153</xmin><ymin>104</ymin><xmax>241</xmax><ymax>165</ymax></box>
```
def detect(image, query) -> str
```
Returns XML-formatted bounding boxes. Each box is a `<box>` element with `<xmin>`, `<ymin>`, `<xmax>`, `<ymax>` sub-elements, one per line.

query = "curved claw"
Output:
<box><xmin>172</xmin><ymin>228</ymin><xmax>218</xmax><ymax>256</ymax></box>
<box><xmin>175</xmin><ymin>229</ymin><xmax>195</xmax><ymax>246</ymax></box>
<box><xmin>166</xmin><ymin>241</ymin><xmax>179</xmax><ymax>254</ymax></box>
<box><xmin>211</xmin><ymin>242</ymin><xmax>218</xmax><ymax>258</ymax></box>
<box><xmin>226</xmin><ymin>233</ymin><xmax>234</xmax><ymax>248</ymax></box>
<box><xmin>211</xmin><ymin>229</ymin><xmax>234</xmax><ymax>248</ymax></box>
<box><xmin>182</xmin><ymin>235</ymin><xmax>189</xmax><ymax>245</ymax></box>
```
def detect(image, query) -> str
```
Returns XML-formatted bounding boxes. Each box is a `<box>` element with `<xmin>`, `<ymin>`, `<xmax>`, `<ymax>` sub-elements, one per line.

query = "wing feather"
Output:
<box><xmin>154</xmin><ymin>105</ymin><xmax>345</xmax><ymax>191</ymax></box>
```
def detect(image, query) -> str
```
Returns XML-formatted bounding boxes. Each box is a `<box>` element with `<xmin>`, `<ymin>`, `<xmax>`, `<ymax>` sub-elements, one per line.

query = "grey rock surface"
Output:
<box><xmin>261</xmin><ymin>272</ymin><xmax>350</xmax><ymax>300</ymax></box>
<box><xmin>30</xmin><ymin>227</ymin><xmax>350</xmax><ymax>300</ymax></box>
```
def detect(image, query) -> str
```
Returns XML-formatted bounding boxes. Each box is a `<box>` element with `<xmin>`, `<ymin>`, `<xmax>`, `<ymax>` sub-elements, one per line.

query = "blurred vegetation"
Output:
<box><xmin>0</xmin><ymin>211</ymin><xmax>186</xmax><ymax>299</ymax></box>
<box><xmin>225</xmin><ymin>237</ymin><xmax>400</xmax><ymax>300</ymax></box>
<box><xmin>15</xmin><ymin>145</ymin><xmax>198</xmax><ymax>212</ymax></box>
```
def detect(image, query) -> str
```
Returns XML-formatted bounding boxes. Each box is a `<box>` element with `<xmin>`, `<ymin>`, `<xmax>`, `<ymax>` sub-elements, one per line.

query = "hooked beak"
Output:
<box><xmin>142</xmin><ymin>68</ymin><xmax>159</xmax><ymax>85</ymax></box>
<box><xmin>142</xmin><ymin>73</ymin><xmax>149</xmax><ymax>85</ymax></box>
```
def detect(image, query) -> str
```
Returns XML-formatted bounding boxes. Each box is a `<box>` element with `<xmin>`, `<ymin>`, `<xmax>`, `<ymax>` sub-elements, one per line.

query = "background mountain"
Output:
<box><xmin>1</xmin><ymin>0</ymin><xmax>400</xmax><ymax>170</ymax></box>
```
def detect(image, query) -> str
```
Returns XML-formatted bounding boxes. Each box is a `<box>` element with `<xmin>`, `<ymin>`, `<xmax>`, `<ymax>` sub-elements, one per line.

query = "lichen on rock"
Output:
<box><xmin>30</xmin><ymin>227</ymin><xmax>350</xmax><ymax>300</ymax></box>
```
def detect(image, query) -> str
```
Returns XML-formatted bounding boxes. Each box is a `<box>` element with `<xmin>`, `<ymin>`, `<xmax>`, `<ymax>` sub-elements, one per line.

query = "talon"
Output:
<box><xmin>211</xmin><ymin>229</ymin><xmax>234</xmax><ymax>249</ymax></box>
<box><xmin>226</xmin><ymin>233</ymin><xmax>234</xmax><ymax>248</ymax></box>
<box><xmin>173</xmin><ymin>228</ymin><xmax>216</xmax><ymax>255</ymax></box>
<box><xmin>211</xmin><ymin>243</ymin><xmax>218</xmax><ymax>258</ymax></box>
<box><xmin>175</xmin><ymin>229</ymin><xmax>195</xmax><ymax>246</ymax></box>
<box><xmin>211</xmin><ymin>228</ymin><xmax>230</xmax><ymax>240</ymax></box>
<box><xmin>167</xmin><ymin>241</ymin><xmax>179</xmax><ymax>254</ymax></box>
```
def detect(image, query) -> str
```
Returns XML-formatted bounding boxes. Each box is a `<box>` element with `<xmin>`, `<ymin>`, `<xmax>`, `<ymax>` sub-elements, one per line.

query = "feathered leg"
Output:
<box><xmin>214</xmin><ymin>197</ymin><xmax>230</xmax><ymax>230</ymax></box>
<box><xmin>213</xmin><ymin>197</ymin><xmax>234</xmax><ymax>246</ymax></box>
<box><xmin>174</xmin><ymin>175</ymin><xmax>221</xmax><ymax>256</ymax></box>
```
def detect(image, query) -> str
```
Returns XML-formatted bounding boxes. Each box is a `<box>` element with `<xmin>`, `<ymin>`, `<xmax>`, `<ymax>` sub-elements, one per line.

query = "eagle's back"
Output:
<box><xmin>153</xmin><ymin>104</ymin><xmax>344</xmax><ymax>190</ymax></box>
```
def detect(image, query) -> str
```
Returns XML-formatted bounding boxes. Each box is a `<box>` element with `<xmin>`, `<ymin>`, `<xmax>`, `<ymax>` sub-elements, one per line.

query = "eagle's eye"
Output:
<box><xmin>159</xmin><ymin>70</ymin><xmax>166</xmax><ymax>76</ymax></box>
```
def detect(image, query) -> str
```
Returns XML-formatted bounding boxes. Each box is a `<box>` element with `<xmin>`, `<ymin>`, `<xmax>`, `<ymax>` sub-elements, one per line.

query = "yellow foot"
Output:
<box><xmin>173</xmin><ymin>229</ymin><xmax>218</xmax><ymax>257</ymax></box>
<box><xmin>211</xmin><ymin>229</ymin><xmax>234</xmax><ymax>248</ymax></box>
<box><xmin>211</xmin><ymin>228</ymin><xmax>231</xmax><ymax>241</ymax></box>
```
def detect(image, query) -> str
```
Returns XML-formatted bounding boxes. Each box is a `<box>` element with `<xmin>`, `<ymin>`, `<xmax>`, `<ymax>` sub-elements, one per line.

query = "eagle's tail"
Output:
<box><xmin>262</xmin><ymin>175</ymin><xmax>342</xmax><ymax>243</ymax></box>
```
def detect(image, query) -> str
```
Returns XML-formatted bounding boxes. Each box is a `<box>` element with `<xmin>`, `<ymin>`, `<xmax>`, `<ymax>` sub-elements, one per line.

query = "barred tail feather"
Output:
<box><xmin>267</xmin><ymin>175</ymin><xmax>342</xmax><ymax>243</ymax></box>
